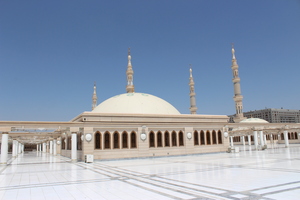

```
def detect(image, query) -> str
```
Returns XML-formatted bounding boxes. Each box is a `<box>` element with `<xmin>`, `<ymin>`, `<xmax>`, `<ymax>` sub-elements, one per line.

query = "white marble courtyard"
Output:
<box><xmin>0</xmin><ymin>144</ymin><xmax>299</xmax><ymax>200</ymax></box>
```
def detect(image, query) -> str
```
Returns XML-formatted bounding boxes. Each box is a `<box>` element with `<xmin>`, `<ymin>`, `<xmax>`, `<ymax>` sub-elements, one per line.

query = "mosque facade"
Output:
<box><xmin>1</xmin><ymin>47</ymin><xmax>299</xmax><ymax>163</ymax></box>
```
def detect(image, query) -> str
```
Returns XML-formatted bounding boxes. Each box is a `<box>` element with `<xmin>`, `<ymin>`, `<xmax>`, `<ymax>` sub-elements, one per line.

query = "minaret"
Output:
<box><xmin>92</xmin><ymin>82</ymin><xmax>97</xmax><ymax>110</ymax></box>
<box><xmin>189</xmin><ymin>66</ymin><xmax>197</xmax><ymax>114</ymax></box>
<box><xmin>231</xmin><ymin>44</ymin><xmax>245</xmax><ymax>122</ymax></box>
<box><xmin>126</xmin><ymin>48</ymin><xmax>135</xmax><ymax>93</ymax></box>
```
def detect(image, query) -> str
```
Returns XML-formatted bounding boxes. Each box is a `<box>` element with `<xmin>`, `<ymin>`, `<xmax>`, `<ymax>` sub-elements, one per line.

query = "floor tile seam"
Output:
<box><xmin>252</xmin><ymin>186</ymin><xmax>300</xmax><ymax>196</ymax></box>
<box><xmin>225</xmin><ymin>165</ymin><xmax>300</xmax><ymax>173</ymax></box>
<box><xmin>1</xmin><ymin>168</ymin><xmax>87</xmax><ymax>175</ymax></box>
<box><xmin>249</xmin><ymin>181</ymin><xmax>300</xmax><ymax>192</ymax></box>
<box><xmin>74</xmin><ymin>163</ymin><xmax>121</xmax><ymax>177</ymax></box>
<box><xmin>144</xmin><ymin>177</ymin><xmax>230</xmax><ymax>197</ymax></box>
<box><xmin>0</xmin><ymin>178</ymin><xmax>113</xmax><ymax>191</ymax></box>
<box><xmin>77</xmin><ymin>163</ymin><xmax>148</xmax><ymax>178</ymax></box>
<box><xmin>76</xmin><ymin>163</ymin><xmax>230</xmax><ymax>198</ymax></box>
<box><xmin>150</xmin><ymin>176</ymin><xmax>232</xmax><ymax>194</ymax></box>
<box><xmin>124</xmin><ymin>179</ymin><xmax>196</xmax><ymax>200</ymax></box>
<box><xmin>154</xmin><ymin>166</ymin><xmax>231</xmax><ymax>177</ymax></box>
<box><xmin>93</xmin><ymin>163</ymin><xmax>149</xmax><ymax>176</ymax></box>
<box><xmin>126</xmin><ymin>178</ymin><xmax>229</xmax><ymax>200</ymax></box>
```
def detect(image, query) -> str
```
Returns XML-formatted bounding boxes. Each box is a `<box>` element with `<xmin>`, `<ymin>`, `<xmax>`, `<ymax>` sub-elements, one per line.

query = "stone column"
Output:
<box><xmin>230</xmin><ymin>136</ymin><xmax>234</xmax><ymax>147</ymax></box>
<box><xmin>22</xmin><ymin>144</ymin><xmax>24</xmax><ymax>153</ymax></box>
<box><xmin>264</xmin><ymin>135</ymin><xmax>267</xmax><ymax>145</ymax></box>
<box><xmin>36</xmin><ymin>144</ymin><xmax>39</xmax><ymax>152</ymax></box>
<box><xmin>39</xmin><ymin>144</ymin><xmax>42</xmax><ymax>152</ymax></box>
<box><xmin>284</xmin><ymin>130</ymin><xmax>289</xmax><ymax>147</ymax></box>
<box><xmin>49</xmin><ymin>140</ymin><xmax>53</xmax><ymax>154</ymax></box>
<box><xmin>12</xmin><ymin>139</ymin><xmax>17</xmax><ymax>158</ymax></box>
<box><xmin>259</xmin><ymin>131</ymin><xmax>264</xmax><ymax>146</ymax></box>
<box><xmin>248</xmin><ymin>135</ymin><xmax>251</xmax><ymax>146</ymax></box>
<box><xmin>53</xmin><ymin>139</ymin><xmax>57</xmax><ymax>156</ymax></box>
<box><xmin>0</xmin><ymin>132</ymin><xmax>9</xmax><ymax>164</ymax></box>
<box><xmin>253</xmin><ymin>130</ymin><xmax>258</xmax><ymax>149</ymax></box>
<box><xmin>18</xmin><ymin>142</ymin><xmax>22</xmax><ymax>154</ymax></box>
<box><xmin>43</xmin><ymin>143</ymin><xmax>46</xmax><ymax>153</ymax></box>
<box><xmin>71</xmin><ymin>132</ymin><xmax>77</xmax><ymax>161</ymax></box>
<box><xmin>242</xmin><ymin>136</ymin><xmax>245</xmax><ymax>146</ymax></box>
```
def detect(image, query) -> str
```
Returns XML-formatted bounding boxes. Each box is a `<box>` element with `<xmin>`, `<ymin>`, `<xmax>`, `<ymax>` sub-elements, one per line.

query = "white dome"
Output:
<box><xmin>92</xmin><ymin>93</ymin><xmax>180</xmax><ymax>115</ymax></box>
<box><xmin>240</xmin><ymin>118</ymin><xmax>269</xmax><ymax>123</ymax></box>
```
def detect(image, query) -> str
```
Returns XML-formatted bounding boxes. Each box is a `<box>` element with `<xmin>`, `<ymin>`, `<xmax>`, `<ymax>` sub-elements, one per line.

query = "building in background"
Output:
<box><xmin>243</xmin><ymin>108</ymin><xmax>300</xmax><ymax>123</ymax></box>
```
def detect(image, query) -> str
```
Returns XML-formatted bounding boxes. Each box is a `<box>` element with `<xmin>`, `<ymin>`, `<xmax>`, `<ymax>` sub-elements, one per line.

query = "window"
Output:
<box><xmin>194</xmin><ymin>131</ymin><xmax>199</xmax><ymax>145</ymax></box>
<box><xmin>104</xmin><ymin>132</ymin><xmax>110</xmax><ymax>149</ymax></box>
<box><xmin>131</xmin><ymin>132</ymin><xmax>137</xmax><ymax>148</ymax></box>
<box><xmin>157</xmin><ymin>131</ymin><xmax>162</xmax><ymax>147</ymax></box>
<box><xmin>95</xmin><ymin>132</ymin><xmax>101</xmax><ymax>149</ymax></box>
<box><xmin>200</xmin><ymin>130</ymin><xmax>205</xmax><ymax>145</ymax></box>
<box><xmin>113</xmin><ymin>132</ymin><xmax>119</xmax><ymax>149</ymax></box>
<box><xmin>122</xmin><ymin>132</ymin><xmax>128</xmax><ymax>148</ymax></box>
<box><xmin>164</xmin><ymin>131</ymin><xmax>170</xmax><ymax>147</ymax></box>
<box><xmin>149</xmin><ymin>132</ymin><xmax>155</xmax><ymax>147</ymax></box>
<box><xmin>217</xmin><ymin>130</ymin><xmax>222</xmax><ymax>144</ymax></box>
<box><xmin>179</xmin><ymin>131</ymin><xmax>184</xmax><ymax>146</ymax></box>
<box><xmin>206</xmin><ymin>131</ymin><xmax>211</xmax><ymax>145</ymax></box>
<box><xmin>212</xmin><ymin>130</ymin><xmax>217</xmax><ymax>144</ymax></box>
<box><xmin>172</xmin><ymin>131</ymin><xmax>177</xmax><ymax>146</ymax></box>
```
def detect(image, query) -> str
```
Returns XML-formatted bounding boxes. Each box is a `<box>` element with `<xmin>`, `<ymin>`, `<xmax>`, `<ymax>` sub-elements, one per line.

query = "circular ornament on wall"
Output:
<box><xmin>224</xmin><ymin>132</ymin><xmax>228</xmax><ymax>138</ymax></box>
<box><xmin>140</xmin><ymin>133</ymin><xmax>147</xmax><ymax>141</ymax></box>
<box><xmin>85</xmin><ymin>133</ymin><xmax>92</xmax><ymax>142</ymax></box>
<box><xmin>186</xmin><ymin>132</ymin><xmax>192</xmax><ymax>140</ymax></box>
<box><xmin>57</xmin><ymin>140</ymin><xmax>61</xmax><ymax>145</ymax></box>
<box><xmin>81</xmin><ymin>135</ymin><xmax>84</xmax><ymax>141</ymax></box>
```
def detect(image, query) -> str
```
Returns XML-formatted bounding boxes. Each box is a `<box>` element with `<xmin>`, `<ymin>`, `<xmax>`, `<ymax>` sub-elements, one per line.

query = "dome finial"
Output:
<box><xmin>189</xmin><ymin>64</ymin><xmax>193</xmax><ymax>78</ymax></box>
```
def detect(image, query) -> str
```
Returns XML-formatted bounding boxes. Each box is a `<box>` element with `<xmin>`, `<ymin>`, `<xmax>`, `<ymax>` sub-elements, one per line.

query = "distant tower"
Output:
<box><xmin>189</xmin><ymin>66</ymin><xmax>197</xmax><ymax>114</ymax></box>
<box><xmin>92</xmin><ymin>82</ymin><xmax>97</xmax><ymax>110</ymax></box>
<box><xmin>126</xmin><ymin>48</ymin><xmax>135</xmax><ymax>93</ymax></box>
<box><xmin>231</xmin><ymin>44</ymin><xmax>245</xmax><ymax>122</ymax></box>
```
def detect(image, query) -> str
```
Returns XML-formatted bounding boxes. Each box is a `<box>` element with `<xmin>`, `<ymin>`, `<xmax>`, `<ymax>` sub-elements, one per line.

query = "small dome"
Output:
<box><xmin>240</xmin><ymin>118</ymin><xmax>269</xmax><ymax>123</ymax></box>
<box><xmin>92</xmin><ymin>93</ymin><xmax>180</xmax><ymax>115</ymax></box>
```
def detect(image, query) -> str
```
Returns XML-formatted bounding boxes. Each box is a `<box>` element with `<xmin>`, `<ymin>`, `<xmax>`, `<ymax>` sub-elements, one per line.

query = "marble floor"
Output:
<box><xmin>0</xmin><ymin>145</ymin><xmax>300</xmax><ymax>200</ymax></box>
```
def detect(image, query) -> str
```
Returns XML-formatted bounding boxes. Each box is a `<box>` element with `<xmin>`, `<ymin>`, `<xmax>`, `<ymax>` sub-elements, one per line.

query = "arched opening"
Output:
<box><xmin>62</xmin><ymin>137</ymin><xmax>65</xmax><ymax>149</ymax></box>
<box><xmin>149</xmin><ymin>131</ymin><xmax>155</xmax><ymax>147</ymax></box>
<box><xmin>295</xmin><ymin>132</ymin><xmax>298</xmax><ymax>140</ymax></box>
<box><xmin>122</xmin><ymin>132</ymin><xmax>128</xmax><ymax>148</ymax></box>
<box><xmin>157</xmin><ymin>131</ymin><xmax>162</xmax><ymax>147</ymax></box>
<box><xmin>288</xmin><ymin>133</ymin><xmax>291</xmax><ymax>140</ymax></box>
<box><xmin>95</xmin><ymin>132</ymin><xmax>101</xmax><ymax>149</ymax></box>
<box><xmin>172</xmin><ymin>131</ymin><xmax>177</xmax><ymax>146</ymax></box>
<box><xmin>67</xmin><ymin>136</ymin><xmax>71</xmax><ymax>150</ymax></box>
<box><xmin>194</xmin><ymin>131</ymin><xmax>199</xmax><ymax>145</ymax></box>
<box><xmin>131</xmin><ymin>132</ymin><xmax>137</xmax><ymax>148</ymax></box>
<box><xmin>212</xmin><ymin>130</ymin><xmax>217</xmax><ymax>144</ymax></box>
<box><xmin>113</xmin><ymin>132</ymin><xmax>119</xmax><ymax>149</ymax></box>
<box><xmin>164</xmin><ymin>131</ymin><xmax>170</xmax><ymax>147</ymax></box>
<box><xmin>179</xmin><ymin>131</ymin><xmax>184</xmax><ymax>146</ymax></box>
<box><xmin>200</xmin><ymin>130</ymin><xmax>205</xmax><ymax>145</ymax></box>
<box><xmin>281</xmin><ymin>133</ymin><xmax>284</xmax><ymax>140</ymax></box>
<box><xmin>104</xmin><ymin>132</ymin><xmax>110</xmax><ymax>149</ymax></box>
<box><xmin>217</xmin><ymin>130</ymin><xmax>222</xmax><ymax>144</ymax></box>
<box><xmin>77</xmin><ymin>133</ymin><xmax>82</xmax><ymax>150</ymax></box>
<box><xmin>206</xmin><ymin>131</ymin><xmax>211</xmax><ymax>145</ymax></box>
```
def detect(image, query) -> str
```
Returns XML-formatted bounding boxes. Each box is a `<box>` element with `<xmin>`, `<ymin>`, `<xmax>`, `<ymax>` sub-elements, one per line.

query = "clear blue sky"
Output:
<box><xmin>0</xmin><ymin>0</ymin><xmax>299</xmax><ymax>121</ymax></box>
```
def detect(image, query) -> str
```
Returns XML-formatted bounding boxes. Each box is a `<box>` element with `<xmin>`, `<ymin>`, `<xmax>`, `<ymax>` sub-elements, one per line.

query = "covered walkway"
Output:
<box><xmin>0</xmin><ymin>145</ymin><xmax>300</xmax><ymax>200</ymax></box>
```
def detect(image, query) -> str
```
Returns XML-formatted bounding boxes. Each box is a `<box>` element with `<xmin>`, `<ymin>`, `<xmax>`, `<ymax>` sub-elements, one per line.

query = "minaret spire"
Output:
<box><xmin>231</xmin><ymin>44</ymin><xmax>245</xmax><ymax>122</ymax></box>
<box><xmin>189</xmin><ymin>65</ymin><xmax>197</xmax><ymax>114</ymax></box>
<box><xmin>126</xmin><ymin>48</ymin><xmax>135</xmax><ymax>93</ymax></box>
<box><xmin>92</xmin><ymin>82</ymin><xmax>97</xmax><ymax>110</ymax></box>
